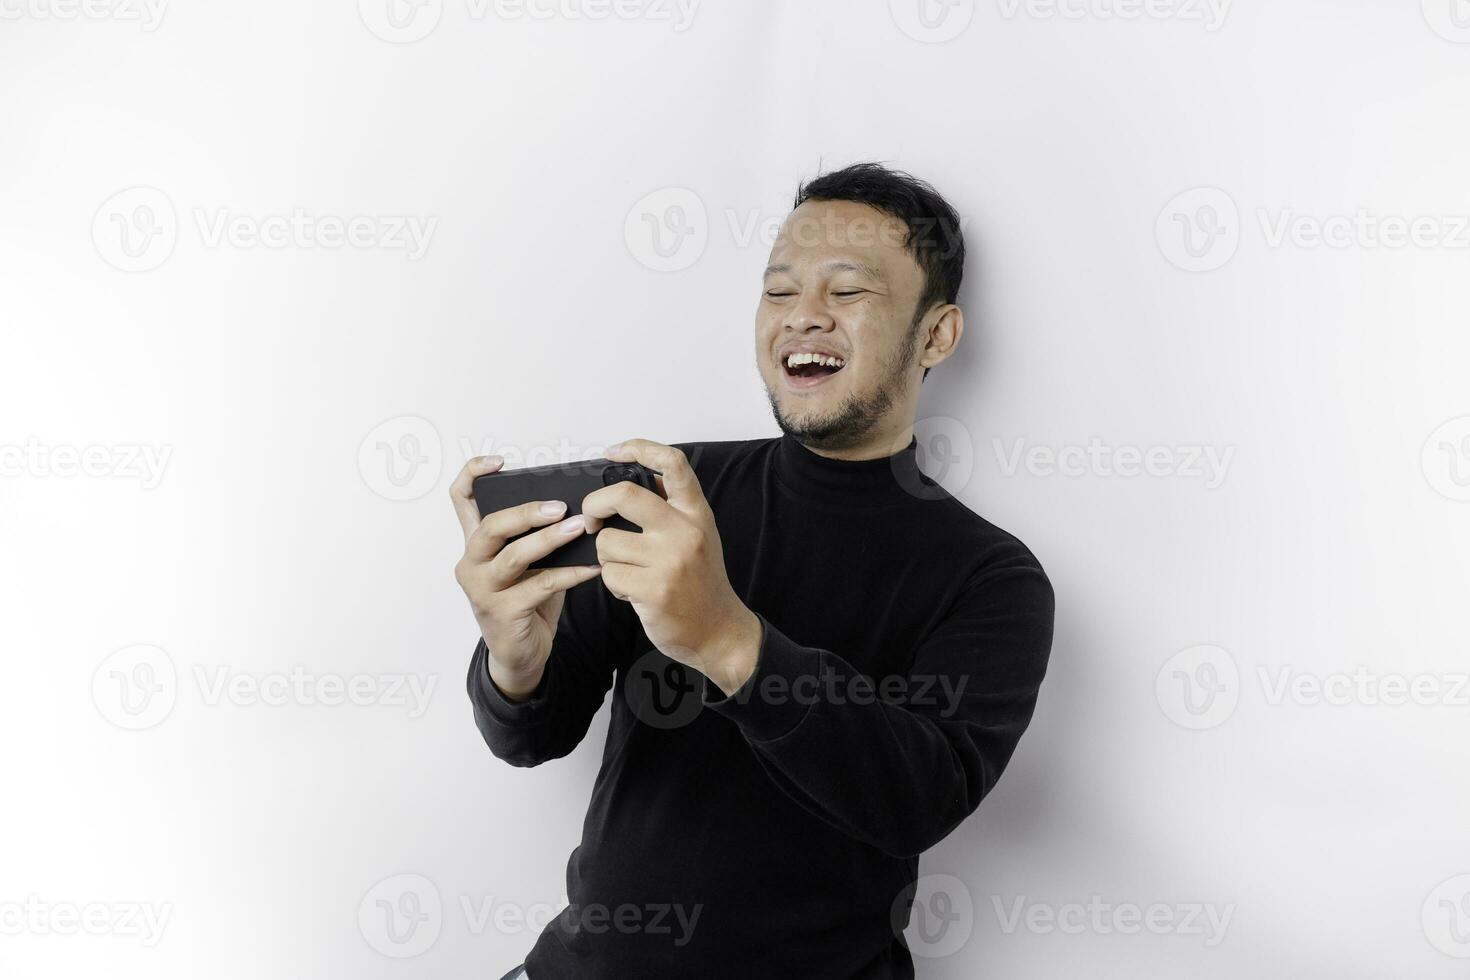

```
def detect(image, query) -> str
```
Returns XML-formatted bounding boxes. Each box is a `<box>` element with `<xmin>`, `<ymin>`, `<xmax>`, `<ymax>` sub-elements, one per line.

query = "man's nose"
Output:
<box><xmin>784</xmin><ymin>291</ymin><xmax>835</xmax><ymax>333</ymax></box>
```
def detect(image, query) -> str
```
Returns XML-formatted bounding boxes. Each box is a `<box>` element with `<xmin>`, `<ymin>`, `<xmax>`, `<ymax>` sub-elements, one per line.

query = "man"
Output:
<box><xmin>452</xmin><ymin>162</ymin><xmax>1055</xmax><ymax>979</ymax></box>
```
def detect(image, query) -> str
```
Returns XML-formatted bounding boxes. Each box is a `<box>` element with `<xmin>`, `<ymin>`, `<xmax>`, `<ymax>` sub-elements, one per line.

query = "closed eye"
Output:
<box><xmin>765</xmin><ymin>289</ymin><xmax>864</xmax><ymax>298</ymax></box>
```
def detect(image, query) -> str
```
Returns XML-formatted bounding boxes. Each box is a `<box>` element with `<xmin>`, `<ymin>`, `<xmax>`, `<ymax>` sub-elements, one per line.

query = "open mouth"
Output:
<box><xmin>781</xmin><ymin>350</ymin><xmax>847</xmax><ymax>387</ymax></box>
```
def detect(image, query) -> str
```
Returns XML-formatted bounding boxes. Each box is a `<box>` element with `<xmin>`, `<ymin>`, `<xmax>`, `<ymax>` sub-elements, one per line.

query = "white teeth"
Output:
<box><xmin>785</xmin><ymin>352</ymin><xmax>846</xmax><ymax>369</ymax></box>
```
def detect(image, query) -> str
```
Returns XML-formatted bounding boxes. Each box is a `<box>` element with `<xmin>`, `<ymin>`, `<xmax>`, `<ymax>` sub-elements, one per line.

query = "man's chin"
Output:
<box><xmin>765</xmin><ymin>388</ymin><xmax>884</xmax><ymax>453</ymax></box>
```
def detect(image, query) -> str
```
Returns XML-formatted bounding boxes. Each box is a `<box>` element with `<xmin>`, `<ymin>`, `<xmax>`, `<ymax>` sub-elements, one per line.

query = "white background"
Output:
<box><xmin>3</xmin><ymin>0</ymin><xmax>1469</xmax><ymax>977</ymax></box>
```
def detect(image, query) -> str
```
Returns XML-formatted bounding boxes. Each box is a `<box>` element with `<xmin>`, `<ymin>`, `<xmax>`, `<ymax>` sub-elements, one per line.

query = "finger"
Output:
<box><xmin>606</xmin><ymin>439</ymin><xmax>705</xmax><ymax>513</ymax></box>
<box><xmin>600</xmin><ymin>560</ymin><xmax>653</xmax><ymax>603</ymax></box>
<box><xmin>450</xmin><ymin>455</ymin><xmax>505</xmax><ymax>539</ymax></box>
<box><xmin>466</xmin><ymin>498</ymin><xmax>569</xmax><ymax>562</ymax></box>
<box><xmin>594</xmin><ymin>527</ymin><xmax>650</xmax><ymax>567</ymax></box>
<box><xmin>581</xmin><ymin>480</ymin><xmax>674</xmax><ymax>530</ymax></box>
<box><xmin>487</xmin><ymin>515</ymin><xmax>590</xmax><ymax>588</ymax></box>
<box><xmin>497</xmin><ymin>564</ymin><xmax>602</xmax><ymax>612</ymax></box>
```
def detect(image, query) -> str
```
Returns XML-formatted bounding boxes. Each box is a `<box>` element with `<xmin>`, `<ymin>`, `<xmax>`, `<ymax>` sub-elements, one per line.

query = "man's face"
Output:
<box><xmin>756</xmin><ymin>199</ymin><xmax>928</xmax><ymax>452</ymax></box>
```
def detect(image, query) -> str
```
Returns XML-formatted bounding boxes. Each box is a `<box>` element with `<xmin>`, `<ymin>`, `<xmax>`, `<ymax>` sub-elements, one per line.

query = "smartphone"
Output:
<box><xmin>472</xmin><ymin>459</ymin><xmax>660</xmax><ymax>569</ymax></box>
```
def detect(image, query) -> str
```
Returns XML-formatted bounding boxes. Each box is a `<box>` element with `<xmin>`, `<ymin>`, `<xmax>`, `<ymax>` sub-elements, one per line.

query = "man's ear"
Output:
<box><xmin>919</xmin><ymin>304</ymin><xmax>964</xmax><ymax>371</ymax></box>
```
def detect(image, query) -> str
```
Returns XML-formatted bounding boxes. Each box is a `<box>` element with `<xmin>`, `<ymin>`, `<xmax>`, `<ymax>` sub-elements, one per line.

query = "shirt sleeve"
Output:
<box><xmin>466</xmin><ymin>576</ymin><xmax>637</xmax><ymax>768</ymax></box>
<box><xmin>700</xmin><ymin>561</ymin><xmax>1055</xmax><ymax>858</ymax></box>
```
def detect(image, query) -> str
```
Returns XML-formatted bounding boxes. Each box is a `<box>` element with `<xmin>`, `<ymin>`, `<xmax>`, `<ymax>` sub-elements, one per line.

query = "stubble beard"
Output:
<box><xmin>765</xmin><ymin>313</ymin><xmax>921</xmax><ymax>453</ymax></box>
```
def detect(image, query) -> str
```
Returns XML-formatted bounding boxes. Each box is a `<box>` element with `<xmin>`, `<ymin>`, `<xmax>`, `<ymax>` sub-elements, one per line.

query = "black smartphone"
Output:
<box><xmin>472</xmin><ymin>459</ymin><xmax>660</xmax><ymax>569</ymax></box>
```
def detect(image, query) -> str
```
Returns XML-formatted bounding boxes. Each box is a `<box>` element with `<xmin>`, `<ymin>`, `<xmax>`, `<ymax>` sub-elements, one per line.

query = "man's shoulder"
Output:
<box><xmin>916</xmin><ymin>484</ymin><xmax>1052</xmax><ymax>590</ymax></box>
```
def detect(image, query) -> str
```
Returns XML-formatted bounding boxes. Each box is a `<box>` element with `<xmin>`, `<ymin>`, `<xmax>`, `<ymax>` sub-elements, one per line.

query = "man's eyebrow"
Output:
<box><xmin>827</xmin><ymin>259</ymin><xmax>887</xmax><ymax>283</ymax></box>
<box><xmin>763</xmin><ymin>259</ymin><xmax>887</xmax><ymax>282</ymax></box>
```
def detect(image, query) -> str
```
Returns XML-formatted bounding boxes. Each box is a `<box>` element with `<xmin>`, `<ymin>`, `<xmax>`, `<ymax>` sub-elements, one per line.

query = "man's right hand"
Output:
<box><xmin>451</xmin><ymin>456</ymin><xmax>602</xmax><ymax>701</ymax></box>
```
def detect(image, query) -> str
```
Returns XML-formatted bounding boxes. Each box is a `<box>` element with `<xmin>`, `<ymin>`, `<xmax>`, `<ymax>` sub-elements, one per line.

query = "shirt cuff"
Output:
<box><xmin>701</xmin><ymin>613</ymin><xmax>821</xmax><ymax>742</ymax></box>
<box><xmin>469</xmin><ymin>637</ymin><xmax>552</xmax><ymax>724</ymax></box>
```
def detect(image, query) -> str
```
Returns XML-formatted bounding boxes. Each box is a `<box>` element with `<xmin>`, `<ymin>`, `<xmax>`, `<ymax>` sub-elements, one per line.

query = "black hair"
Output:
<box><xmin>792</xmin><ymin>162</ymin><xmax>965</xmax><ymax>379</ymax></box>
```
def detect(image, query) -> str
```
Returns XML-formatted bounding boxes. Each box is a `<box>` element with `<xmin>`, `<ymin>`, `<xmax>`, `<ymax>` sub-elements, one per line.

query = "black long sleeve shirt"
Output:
<box><xmin>466</xmin><ymin>433</ymin><xmax>1055</xmax><ymax>979</ymax></box>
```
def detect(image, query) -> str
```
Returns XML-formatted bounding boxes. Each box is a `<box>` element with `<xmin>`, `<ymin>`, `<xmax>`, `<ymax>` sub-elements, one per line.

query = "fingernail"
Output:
<box><xmin>539</xmin><ymin>500</ymin><xmax>566</xmax><ymax>516</ymax></box>
<box><xmin>483</xmin><ymin>454</ymin><xmax>504</xmax><ymax>466</ymax></box>
<box><xmin>559</xmin><ymin>515</ymin><xmax>586</xmax><ymax>535</ymax></box>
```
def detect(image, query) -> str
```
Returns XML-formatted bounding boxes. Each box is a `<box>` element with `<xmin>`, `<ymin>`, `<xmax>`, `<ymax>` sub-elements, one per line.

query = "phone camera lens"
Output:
<box><xmin>602</xmin><ymin>464</ymin><xmax>638</xmax><ymax>486</ymax></box>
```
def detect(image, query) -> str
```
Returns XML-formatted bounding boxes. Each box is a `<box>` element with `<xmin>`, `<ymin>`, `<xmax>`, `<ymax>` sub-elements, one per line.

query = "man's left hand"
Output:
<box><xmin>581</xmin><ymin>439</ymin><xmax>761</xmax><ymax>695</ymax></box>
